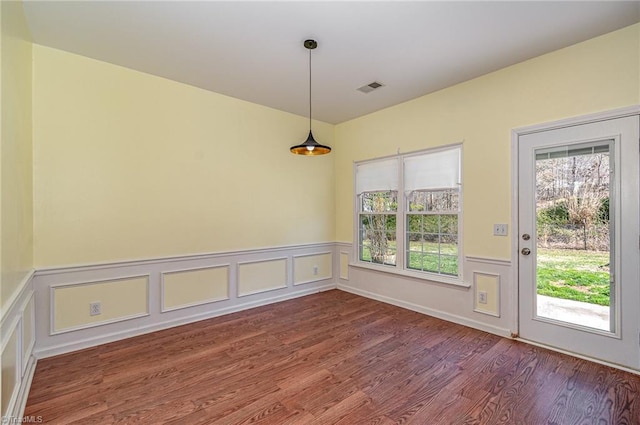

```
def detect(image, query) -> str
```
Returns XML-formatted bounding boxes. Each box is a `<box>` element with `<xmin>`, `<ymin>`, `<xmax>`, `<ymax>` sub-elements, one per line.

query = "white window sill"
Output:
<box><xmin>349</xmin><ymin>261</ymin><xmax>471</xmax><ymax>289</ymax></box>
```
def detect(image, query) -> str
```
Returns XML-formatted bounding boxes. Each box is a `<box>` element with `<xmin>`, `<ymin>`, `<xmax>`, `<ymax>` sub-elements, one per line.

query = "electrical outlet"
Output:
<box><xmin>478</xmin><ymin>291</ymin><xmax>488</xmax><ymax>304</ymax></box>
<box><xmin>313</xmin><ymin>265</ymin><xmax>319</xmax><ymax>275</ymax></box>
<box><xmin>89</xmin><ymin>302</ymin><xmax>102</xmax><ymax>316</ymax></box>
<box><xmin>493</xmin><ymin>224</ymin><xmax>508</xmax><ymax>236</ymax></box>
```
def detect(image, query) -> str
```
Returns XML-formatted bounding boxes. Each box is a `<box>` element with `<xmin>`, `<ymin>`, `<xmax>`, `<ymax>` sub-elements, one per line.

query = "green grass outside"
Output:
<box><xmin>360</xmin><ymin>240</ymin><xmax>458</xmax><ymax>275</ymax></box>
<box><xmin>536</xmin><ymin>248</ymin><xmax>610</xmax><ymax>306</ymax></box>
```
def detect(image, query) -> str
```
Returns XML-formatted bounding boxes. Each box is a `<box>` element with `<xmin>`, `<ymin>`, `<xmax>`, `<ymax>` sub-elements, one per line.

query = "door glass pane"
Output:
<box><xmin>535</xmin><ymin>142</ymin><xmax>612</xmax><ymax>332</ymax></box>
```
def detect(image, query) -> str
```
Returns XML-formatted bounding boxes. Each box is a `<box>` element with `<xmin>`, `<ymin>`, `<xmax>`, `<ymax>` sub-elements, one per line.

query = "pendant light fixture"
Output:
<box><xmin>290</xmin><ymin>39</ymin><xmax>331</xmax><ymax>156</ymax></box>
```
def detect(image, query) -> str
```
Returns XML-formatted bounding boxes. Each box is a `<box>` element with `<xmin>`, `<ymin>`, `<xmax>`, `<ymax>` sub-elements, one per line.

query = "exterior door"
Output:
<box><xmin>517</xmin><ymin>115</ymin><xmax>639</xmax><ymax>369</ymax></box>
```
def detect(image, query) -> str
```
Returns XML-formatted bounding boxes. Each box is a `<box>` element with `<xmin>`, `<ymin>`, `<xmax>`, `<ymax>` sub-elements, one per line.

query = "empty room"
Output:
<box><xmin>2</xmin><ymin>1</ymin><xmax>640</xmax><ymax>423</ymax></box>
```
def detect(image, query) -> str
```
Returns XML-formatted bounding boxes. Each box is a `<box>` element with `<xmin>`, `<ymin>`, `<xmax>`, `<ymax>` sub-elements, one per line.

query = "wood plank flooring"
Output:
<box><xmin>24</xmin><ymin>290</ymin><xmax>640</xmax><ymax>424</ymax></box>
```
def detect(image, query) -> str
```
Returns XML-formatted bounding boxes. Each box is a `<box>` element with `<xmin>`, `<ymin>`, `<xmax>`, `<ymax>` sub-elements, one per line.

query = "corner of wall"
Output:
<box><xmin>1</xmin><ymin>0</ymin><xmax>36</xmax><ymax>419</ymax></box>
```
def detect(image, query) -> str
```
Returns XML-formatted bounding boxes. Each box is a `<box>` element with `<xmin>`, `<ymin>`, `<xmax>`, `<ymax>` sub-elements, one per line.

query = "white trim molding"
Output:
<box><xmin>465</xmin><ymin>256</ymin><xmax>511</xmax><ymax>267</ymax></box>
<box><xmin>35</xmin><ymin>242</ymin><xmax>336</xmax><ymax>276</ymax></box>
<box><xmin>513</xmin><ymin>105</ymin><xmax>640</xmax><ymax>136</ymax></box>
<box><xmin>349</xmin><ymin>261</ymin><xmax>471</xmax><ymax>288</ymax></box>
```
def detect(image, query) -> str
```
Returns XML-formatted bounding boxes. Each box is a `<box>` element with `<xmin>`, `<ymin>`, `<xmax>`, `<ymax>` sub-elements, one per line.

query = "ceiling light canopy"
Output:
<box><xmin>290</xmin><ymin>39</ymin><xmax>331</xmax><ymax>156</ymax></box>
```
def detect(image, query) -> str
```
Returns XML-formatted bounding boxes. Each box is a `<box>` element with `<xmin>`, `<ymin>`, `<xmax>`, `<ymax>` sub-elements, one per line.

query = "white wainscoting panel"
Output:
<box><xmin>0</xmin><ymin>270</ymin><xmax>36</xmax><ymax>420</ymax></box>
<box><xmin>340</xmin><ymin>252</ymin><xmax>350</xmax><ymax>280</ymax></box>
<box><xmin>161</xmin><ymin>265</ymin><xmax>230</xmax><ymax>312</ymax></box>
<box><xmin>473</xmin><ymin>272</ymin><xmax>501</xmax><ymax>317</ymax></box>
<box><xmin>32</xmin><ymin>243</ymin><xmax>337</xmax><ymax>359</ymax></box>
<box><xmin>1</xmin><ymin>318</ymin><xmax>20</xmax><ymax>416</ymax></box>
<box><xmin>293</xmin><ymin>252</ymin><xmax>332</xmax><ymax>285</ymax></box>
<box><xmin>337</xmin><ymin>243</ymin><xmax>513</xmax><ymax>338</ymax></box>
<box><xmin>465</xmin><ymin>256</ymin><xmax>512</xmax><ymax>329</ymax></box>
<box><xmin>237</xmin><ymin>257</ymin><xmax>287</xmax><ymax>297</ymax></box>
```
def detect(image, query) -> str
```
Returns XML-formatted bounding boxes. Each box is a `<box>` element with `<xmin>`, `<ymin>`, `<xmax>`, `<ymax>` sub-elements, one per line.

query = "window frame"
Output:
<box><xmin>352</xmin><ymin>144</ymin><xmax>465</xmax><ymax>287</ymax></box>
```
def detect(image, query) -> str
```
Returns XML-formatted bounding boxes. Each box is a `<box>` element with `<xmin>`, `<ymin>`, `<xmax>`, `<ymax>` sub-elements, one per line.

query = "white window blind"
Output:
<box><xmin>404</xmin><ymin>147</ymin><xmax>461</xmax><ymax>192</ymax></box>
<box><xmin>356</xmin><ymin>158</ymin><xmax>399</xmax><ymax>194</ymax></box>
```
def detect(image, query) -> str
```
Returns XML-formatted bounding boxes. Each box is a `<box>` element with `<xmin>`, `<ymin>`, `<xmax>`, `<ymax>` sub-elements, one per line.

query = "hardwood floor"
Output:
<box><xmin>25</xmin><ymin>290</ymin><xmax>640</xmax><ymax>424</ymax></box>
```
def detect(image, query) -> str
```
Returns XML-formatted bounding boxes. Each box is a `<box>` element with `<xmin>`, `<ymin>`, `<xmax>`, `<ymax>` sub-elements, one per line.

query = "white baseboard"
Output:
<box><xmin>337</xmin><ymin>283</ymin><xmax>511</xmax><ymax>338</ymax></box>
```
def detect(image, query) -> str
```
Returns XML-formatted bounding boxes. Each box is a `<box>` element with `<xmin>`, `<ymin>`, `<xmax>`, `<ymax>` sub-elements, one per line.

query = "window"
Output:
<box><xmin>356</xmin><ymin>158</ymin><xmax>398</xmax><ymax>266</ymax></box>
<box><xmin>359</xmin><ymin>191</ymin><xmax>398</xmax><ymax>266</ymax></box>
<box><xmin>355</xmin><ymin>145</ymin><xmax>462</xmax><ymax>281</ymax></box>
<box><xmin>406</xmin><ymin>190</ymin><xmax>459</xmax><ymax>275</ymax></box>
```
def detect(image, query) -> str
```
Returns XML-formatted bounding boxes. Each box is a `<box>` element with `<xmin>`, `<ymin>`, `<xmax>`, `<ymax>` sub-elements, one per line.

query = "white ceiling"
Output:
<box><xmin>22</xmin><ymin>1</ymin><xmax>640</xmax><ymax>124</ymax></box>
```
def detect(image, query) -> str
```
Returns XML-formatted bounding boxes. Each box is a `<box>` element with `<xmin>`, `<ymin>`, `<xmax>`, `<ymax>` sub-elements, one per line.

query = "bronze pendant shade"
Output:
<box><xmin>290</xmin><ymin>39</ymin><xmax>331</xmax><ymax>156</ymax></box>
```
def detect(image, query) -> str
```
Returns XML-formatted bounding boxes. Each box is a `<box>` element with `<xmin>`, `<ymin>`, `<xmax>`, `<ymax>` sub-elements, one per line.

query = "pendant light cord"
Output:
<box><xmin>309</xmin><ymin>46</ymin><xmax>312</xmax><ymax>131</ymax></box>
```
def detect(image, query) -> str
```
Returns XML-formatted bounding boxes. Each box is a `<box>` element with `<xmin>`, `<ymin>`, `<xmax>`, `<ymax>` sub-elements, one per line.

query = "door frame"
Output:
<box><xmin>510</xmin><ymin>105</ymin><xmax>640</xmax><ymax>351</ymax></box>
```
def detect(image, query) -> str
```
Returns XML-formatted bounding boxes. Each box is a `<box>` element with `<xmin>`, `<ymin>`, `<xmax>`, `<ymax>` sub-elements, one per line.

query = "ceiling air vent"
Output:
<box><xmin>357</xmin><ymin>81</ymin><xmax>384</xmax><ymax>94</ymax></box>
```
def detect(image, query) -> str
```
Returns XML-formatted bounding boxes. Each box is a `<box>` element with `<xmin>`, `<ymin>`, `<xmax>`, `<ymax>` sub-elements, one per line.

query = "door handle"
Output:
<box><xmin>521</xmin><ymin>248</ymin><xmax>531</xmax><ymax>256</ymax></box>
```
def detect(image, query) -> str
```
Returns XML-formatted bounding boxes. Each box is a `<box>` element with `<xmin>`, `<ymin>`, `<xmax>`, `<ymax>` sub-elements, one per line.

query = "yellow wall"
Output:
<box><xmin>0</xmin><ymin>0</ymin><xmax>33</xmax><ymax>310</ymax></box>
<box><xmin>31</xmin><ymin>24</ymin><xmax>640</xmax><ymax>266</ymax></box>
<box><xmin>335</xmin><ymin>24</ymin><xmax>640</xmax><ymax>259</ymax></box>
<box><xmin>32</xmin><ymin>45</ymin><xmax>335</xmax><ymax>267</ymax></box>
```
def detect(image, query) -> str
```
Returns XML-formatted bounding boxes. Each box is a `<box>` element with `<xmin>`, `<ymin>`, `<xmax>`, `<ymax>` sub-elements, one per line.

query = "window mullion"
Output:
<box><xmin>397</xmin><ymin>157</ymin><xmax>405</xmax><ymax>271</ymax></box>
